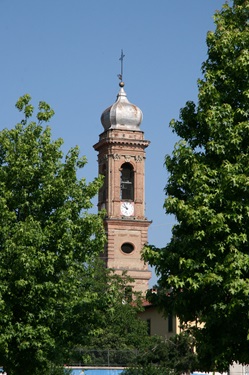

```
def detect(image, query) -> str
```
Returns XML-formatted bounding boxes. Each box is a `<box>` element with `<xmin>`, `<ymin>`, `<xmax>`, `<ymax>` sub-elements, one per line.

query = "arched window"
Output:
<box><xmin>100</xmin><ymin>164</ymin><xmax>107</xmax><ymax>202</ymax></box>
<box><xmin>120</xmin><ymin>163</ymin><xmax>134</xmax><ymax>200</ymax></box>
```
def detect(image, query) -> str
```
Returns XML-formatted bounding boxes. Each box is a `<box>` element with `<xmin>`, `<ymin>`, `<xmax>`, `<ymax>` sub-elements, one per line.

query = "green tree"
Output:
<box><xmin>74</xmin><ymin>260</ymin><xmax>150</xmax><ymax>367</ymax></box>
<box><xmin>123</xmin><ymin>333</ymin><xmax>198</xmax><ymax>375</ymax></box>
<box><xmin>144</xmin><ymin>0</ymin><xmax>249</xmax><ymax>371</ymax></box>
<box><xmin>0</xmin><ymin>95</ymin><xmax>106</xmax><ymax>375</ymax></box>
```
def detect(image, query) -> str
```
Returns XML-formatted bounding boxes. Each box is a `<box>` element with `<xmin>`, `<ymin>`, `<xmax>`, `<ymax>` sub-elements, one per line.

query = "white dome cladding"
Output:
<box><xmin>101</xmin><ymin>82</ymin><xmax>143</xmax><ymax>131</ymax></box>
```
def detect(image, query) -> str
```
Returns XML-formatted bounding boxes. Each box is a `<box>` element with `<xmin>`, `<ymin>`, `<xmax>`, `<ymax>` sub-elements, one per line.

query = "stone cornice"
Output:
<box><xmin>93</xmin><ymin>137</ymin><xmax>150</xmax><ymax>151</ymax></box>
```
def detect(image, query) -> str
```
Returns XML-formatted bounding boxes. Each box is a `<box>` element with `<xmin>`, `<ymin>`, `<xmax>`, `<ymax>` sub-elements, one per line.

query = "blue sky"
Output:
<box><xmin>0</xmin><ymin>0</ymin><xmax>226</xmax><ymax>286</ymax></box>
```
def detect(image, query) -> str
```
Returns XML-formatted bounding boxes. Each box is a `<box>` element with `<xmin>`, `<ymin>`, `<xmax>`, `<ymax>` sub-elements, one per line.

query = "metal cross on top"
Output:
<box><xmin>118</xmin><ymin>49</ymin><xmax>125</xmax><ymax>82</ymax></box>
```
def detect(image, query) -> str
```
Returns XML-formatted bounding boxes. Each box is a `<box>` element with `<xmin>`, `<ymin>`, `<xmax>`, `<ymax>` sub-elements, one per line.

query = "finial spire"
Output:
<box><xmin>117</xmin><ymin>49</ymin><xmax>125</xmax><ymax>84</ymax></box>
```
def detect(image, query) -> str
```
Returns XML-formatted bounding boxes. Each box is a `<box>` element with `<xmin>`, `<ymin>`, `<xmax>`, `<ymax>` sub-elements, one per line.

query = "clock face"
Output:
<box><xmin>120</xmin><ymin>202</ymin><xmax>134</xmax><ymax>217</ymax></box>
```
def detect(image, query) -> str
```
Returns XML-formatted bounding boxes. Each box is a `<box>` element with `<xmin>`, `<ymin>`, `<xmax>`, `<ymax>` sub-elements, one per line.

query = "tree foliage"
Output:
<box><xmin>0</xmin><ymin>95</ymin><xmax>106</xmax><ymax>375</ymax></box>
<box><xmin>123</xmin><ymin>333</ymin><xmax>198</xmax><ymax>375</ymax></box>
<box><xmin>144</xmin><ymin>0</ymin><xmax>249</xmax><ymax>370</ymax></box>
<box><xmin>79</xmin><ymin>270</ymin><xmax>148</xmax><ymax>351</ymax></box>
<box><xmin>72</xmin><ymin>261</ymin><xmax>150</xmax><ymax>367</ymax></box>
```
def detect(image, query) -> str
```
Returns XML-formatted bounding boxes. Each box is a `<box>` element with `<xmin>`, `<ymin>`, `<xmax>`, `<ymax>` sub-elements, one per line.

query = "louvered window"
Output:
<box><xmin>120</xmin><ymin>163</ymin><xmax>134</xmax><ymax>200</ymax></box>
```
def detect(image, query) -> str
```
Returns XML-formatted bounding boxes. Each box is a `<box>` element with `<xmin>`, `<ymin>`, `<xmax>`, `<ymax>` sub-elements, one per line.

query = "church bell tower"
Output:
<box><xmin>93</xmin><ymin>79</ymin><xmax>151</xmax><ymax>294</ymax></box>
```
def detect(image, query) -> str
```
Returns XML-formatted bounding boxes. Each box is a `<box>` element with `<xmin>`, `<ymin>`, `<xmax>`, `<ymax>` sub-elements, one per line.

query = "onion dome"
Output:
<box><xmin>101</xmin><ymin>82</ymin><xmax>143</xmax><ymax>131</ymax></box>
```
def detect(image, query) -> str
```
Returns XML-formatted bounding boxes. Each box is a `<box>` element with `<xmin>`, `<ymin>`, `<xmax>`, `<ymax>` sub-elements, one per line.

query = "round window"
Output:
<box><xmin>121</xmin><ymin>242</ymin><xmax>134</xmax><ymax>254</ymax></box>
